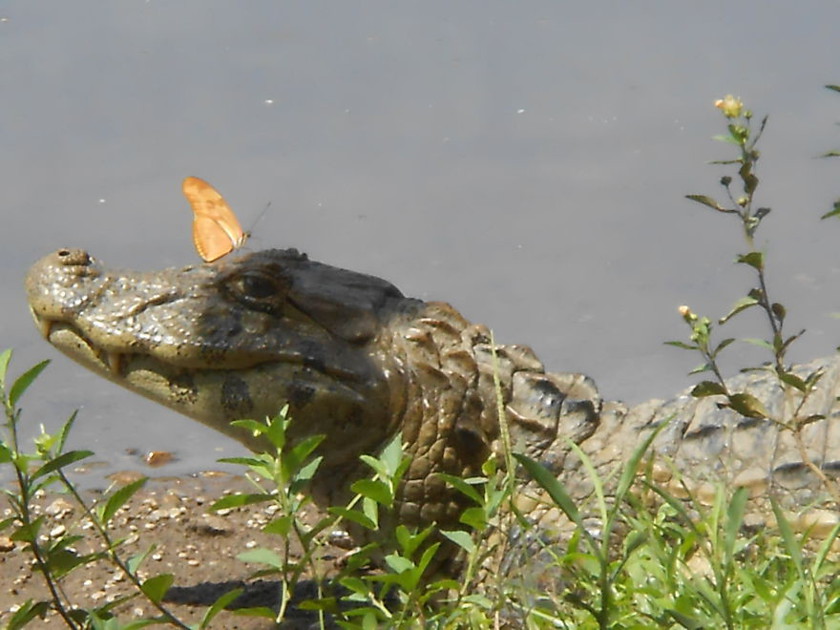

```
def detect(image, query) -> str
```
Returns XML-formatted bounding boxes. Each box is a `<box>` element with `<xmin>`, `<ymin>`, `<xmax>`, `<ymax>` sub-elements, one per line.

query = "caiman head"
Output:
<box><xmin>26</xmin><ymin>247</ymin><xmax>601</xmax><ymax>561</ymax></box>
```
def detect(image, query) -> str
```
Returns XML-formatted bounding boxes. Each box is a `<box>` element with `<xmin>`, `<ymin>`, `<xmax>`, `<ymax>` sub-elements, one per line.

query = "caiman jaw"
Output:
<box><xmin>29</xmin><ymin>309</ymin><xmax>126</xmax><ymax>377</ymax></box>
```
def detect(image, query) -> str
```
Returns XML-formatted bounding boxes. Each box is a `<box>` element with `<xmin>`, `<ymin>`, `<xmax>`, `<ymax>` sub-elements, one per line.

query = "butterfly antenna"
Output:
<box><xmin>246</xmin><ymin>201</ymin><xmax>272</xmax><ymax>238</ymax></box>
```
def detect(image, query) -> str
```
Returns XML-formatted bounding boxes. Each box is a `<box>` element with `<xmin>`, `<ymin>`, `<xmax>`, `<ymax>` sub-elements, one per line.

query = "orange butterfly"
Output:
<box><xmin>182</xmin><ymin>176</ymin><xmax>247</xmax><ymax>262</ymax></box>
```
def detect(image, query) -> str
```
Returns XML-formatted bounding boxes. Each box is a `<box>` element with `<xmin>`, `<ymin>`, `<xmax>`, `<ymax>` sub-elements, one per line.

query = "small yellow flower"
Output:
<box><xmin>678</xmin><ymin>305</ymin><xmax>696</xmax><ymax>322</ymax></box>
<box><xmin>714</xmin><ymin>95</ymin><xmax>743</xmax><ymax>118</ymax></box>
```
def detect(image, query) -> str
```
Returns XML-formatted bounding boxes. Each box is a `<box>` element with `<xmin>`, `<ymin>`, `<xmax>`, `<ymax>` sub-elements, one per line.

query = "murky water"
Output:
<box><xmin>2</xmin><ymin>1</ymin><xmax>840</xmax><ymax>482</ymax></box>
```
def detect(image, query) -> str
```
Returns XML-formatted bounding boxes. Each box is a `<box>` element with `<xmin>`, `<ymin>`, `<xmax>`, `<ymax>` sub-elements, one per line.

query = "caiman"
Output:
<box><xmin>24</xmin><ymin>247</ymin><xmax>840</xmax><ymax>576</ymax></box>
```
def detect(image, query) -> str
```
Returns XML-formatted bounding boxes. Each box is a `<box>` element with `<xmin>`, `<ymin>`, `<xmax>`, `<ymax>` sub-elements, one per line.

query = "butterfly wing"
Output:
<box><xmin>182</xmin><ymin>176</ymin><xmax>247</xmax><ymax>262</ymax></box>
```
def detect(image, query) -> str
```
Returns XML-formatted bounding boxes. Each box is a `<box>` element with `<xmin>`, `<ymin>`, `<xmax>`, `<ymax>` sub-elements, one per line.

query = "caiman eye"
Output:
<box><xmin>239</xmin><ymin>272</ymin><xmax>278</xmax><ymax>299</ymax></box>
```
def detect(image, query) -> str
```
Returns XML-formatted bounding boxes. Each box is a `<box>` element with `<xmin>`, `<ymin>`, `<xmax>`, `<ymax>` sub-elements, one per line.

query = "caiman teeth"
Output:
<box><xmin>105</xmin><ymin>352</ymin><xmax>124</xmax><ymax>375</ymax></box>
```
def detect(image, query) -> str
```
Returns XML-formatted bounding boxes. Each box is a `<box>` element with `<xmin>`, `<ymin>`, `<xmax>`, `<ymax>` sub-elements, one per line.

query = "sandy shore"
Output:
<box><xmin>0</xmin><ymin>472</ymin><xmax>347</xmax><ymax>629</ymax></box>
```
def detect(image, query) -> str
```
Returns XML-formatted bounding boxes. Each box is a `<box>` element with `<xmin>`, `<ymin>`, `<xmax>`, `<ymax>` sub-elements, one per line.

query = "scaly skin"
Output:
<box><xmin>25</xmin><ymin>248</ymin><xmax>840</xmax><ymax>574</ymax></box>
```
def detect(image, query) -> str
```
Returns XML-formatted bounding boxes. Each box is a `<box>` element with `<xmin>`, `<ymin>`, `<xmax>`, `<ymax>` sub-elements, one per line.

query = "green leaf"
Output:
<box><xmin>712</xmin><ymin>134</ymin><xmax>741</xmax><ymax>146</ymax></box>
<box><xmin>742</xmin><ymin>337</ymin><xmax>773</xmax><ymax>350</ymax></box>
<box><xmin>55</xmin><ymin>410</ymin><xmax>79</xmax><ymax>454</ymax></box>
<box><xmin>624</xmin><ymin>530</ymin><xmax>647</xmax><ymax>555</ymax></box>
<box><xmin>140</xmin><ymin>573</ymin><xmax>174</xmax><ymax>604</ymax></box>
<box><xmin>615</xmin><ymin>417</ymin><xmax>667</xmax><ymax>502</ymax></box>
<box><xmin>724</xmin><ymin>487</ymin><xmax>748</xmax><ymax>564</ymax></box>
<box><xmin>685</xmin><ymin>194</ymin><xmax>727</xmax><ymax>211</ymax></box>
<box><xmin>262</xmin><ymin>515</ymin><xmax>293</xmax><ymax>536</ymax></box>
<box><xmin>712</xmin><ymin>338</ymin><xmax>736</xmax><ymax>357</ymax></box>
<box><xmin>384</xmin><ymin>553</ymin><xmax>414</xmax><ymax>574</ymax></box>
<box><xmin>283</xmin><ymin>434</ymin><xmax>325</xmax><ymax>476</ymax></box>
<box><xmin>513</xmin><ymin>454</ymin><xmax>580</xmax><ymax>525</ymax></box>
<box><xmin>771</xmin><ymin>498</ymin><xmax>802</xmax><ymax>574</ymax></box>
<box><xmin>719</xmin><ymin>295</ymin><xmax>760</xmax><ymax>324</ymax></box>
<box><xmin>351</xmin><ymin>479</ymin><xmax>393</xmax><ymax>506</ymax></box>
<box><xmin>328</xmin><ymin>506</ymin><xmax>376</xmax><ymax>531</ymax></box>
<box><xmin>5</xmin><ymin>599</ymin><xmax>51</xmax><ymax>630</ymax></box>
<box><xmin>736</xmin><ymin>251</ymin><xmax>763</xmax><ymax>271</ymax></box>
<box><xmin>217</xmin><ymin>455</ymin><xmax>271</xmax><ymax>469</ymax></box>
<box><xmin>777</xmin><ymin>370</ymin><xmax>807</xmax><ymax>393</ymax></box>
<box><xmin>726</xmin><ymin>393</ymin><xmax>768</xmax><ymax>419</ymax></box>
<box><xmin>690</xmin><ymin>381</ymin><xmax>727</xmax><ymax>397</ymax></box>
<box><xmin>663</xmin><ymin>340</ymin><xmax>698</xmax><ymax>351</ymax></box>
<box><xmin>99</xmin><ymin>477</ymin><xmax>148</xmax><ymax>523</ymax></box>
<box><xmin>688</xmin><ymin>362</ymin><xmax>712</xmax><ymax>375</ymax></box>
<box><xmin>379</xmin><ymin>432</ymin><xmax>405</xmax><ymax>477</ymax></box>
<box><xmin>8</xmin><ymin>360</ymin><xmax>50</xmax><ymax>408</ymax></box>
<box><xmin>230</xmin><ymin>418</ymin><xmax>274</xmax><ymax>438</ymax></box>
<box><xmin>226</xmin><ymin>606</ymin><xmax>276</xmax><ymax>619</ymax></box>
<box><xmin>31</xmin><ymin>450</ymin><xmax>94</xmax><ymax>481</ymax></box>
<box><xmin>441</xmin><ymin>529</ymin><xmax>476</xmax><ymax>554</ymax></box>
<box><xmin>127</xmin><ymin>546</ymin><xmax>156</xmax><ymax>574</ymax></box>
<box><xmin>826</xmin><ymin>84</ymin><xmax>840</xmax><ymax>92</ymax></box>
<box><xmin>821</xmin><ymin>199</ymin><xmax>840</xmax><ymax>219</ymax></box>
<box><xmin>436</xmin><ymin>472</ymin><xmax>484</xmax><ymax>505</ymax></box>
<box><xmin>199</xmin><ymin>587</ymin><xmax>243</xmax><ymax>629</ymax></box>
<box><xmin>237</xmin><ymin>547</ymin><xmax>283</xmax><ymax>569</ymax></box>
<box><xmin>459</xmin><ymin>506</ymin><xmax>488</xmax><ymax>531</ymax></box>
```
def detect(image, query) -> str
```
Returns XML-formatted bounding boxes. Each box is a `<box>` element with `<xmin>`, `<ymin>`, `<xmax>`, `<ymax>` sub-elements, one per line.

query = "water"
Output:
<box><xmin>2</xmin><ymin>1</ymin><xmax>839</xmax><ymax>481</ymax></box>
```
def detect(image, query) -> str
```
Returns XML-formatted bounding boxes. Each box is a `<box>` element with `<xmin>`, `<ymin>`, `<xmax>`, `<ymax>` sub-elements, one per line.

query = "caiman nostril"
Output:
<box><xmin>56</xmin><ymin>249</ymin><xmax>91</xmax><ymax>266</ymax></box>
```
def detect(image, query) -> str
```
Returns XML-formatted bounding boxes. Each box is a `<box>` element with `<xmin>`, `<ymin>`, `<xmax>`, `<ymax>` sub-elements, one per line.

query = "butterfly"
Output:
<box><xmin>182</xmin><ymin>176</ymin><xmax>247</xmax><ymax>262</ymax></box>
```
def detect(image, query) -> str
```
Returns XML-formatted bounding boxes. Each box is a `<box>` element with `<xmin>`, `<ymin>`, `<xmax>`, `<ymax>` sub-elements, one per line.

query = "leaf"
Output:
<box><xmin>688</xmin><ymin>362</ymin><xmax>712</xmax><ymax>375</ymax></box>
<box><xmin>31</xmin><ymin>450</ymin><xmax>94</xmax><ymax>481</ymax></box>
<box><xmin>350</xmin><ymin>479</ymin><xmax>393</xmax><ymax>507</ymax></box>
<box><xmin>55</xmin><ymin>410</ymin><xmax>79</xmax><ymax>454</ymax></box>
<box><xmin>777</xmin><ymin>370</ymin><xmax>807</xmax><ymax>393</ymax></box>
<box><xmin>754</xmin><ymin>207</ymin><xmax>771</xmax><ymax>220</ymax></box>
<box><xmin>458</xmin><ymin>506</ymin><xmax>488</xmax><ymax>531</ymax></box>
<box><xmin>237</xmin><ymin>547</ymin><xmax>283</xmax><ymax>569</ymax></box>
<box><xmin>736</xmin><ymin>251</ymin><xmax>763</xmax><ymax>271</ymax></box>
<box><xmin>436</xmin><ymin>472</ymin><xmax>484</xmax><ymax>505</ymax></box>
<box><xmin>284</xmin><ymin>434</ymin><xmax>325</xmax><ymax>475</ymax></box>
<box><xmin>229</xmin><ymin>419</ymin><xmax>273</xmax><ymax>438</ymax></box>
<box><xmin>826</xmin><ymin>84</ymin><xmax>840</xmax><ymax>92</ymax></box>
<box><xmin>9</xmin><ymin>360</ymin><xmax>50</xmax><ymax>407</ymax></box>
<box><xmin>821</xmin><ymin>199</ymin><xmax>840</xmax><ymax>219</ymax></box>
<box><xmin>712</xmin><ymin>134</ymin><xmax>741</xmax><ymax>146</ymax></box>
<box><xmin>440</xmin><ymin>529</ymin><xmax>476</xmax><ymax>554</ymax></box>
<box><xmin>690</xmin><ymin>381</ymin><xmax>727</xmax><ymax>397</ymax></box>
<box><xmin>328</xmin><ymin>506</ymin><xmax>376</xmax><ymax>531</ymax></box>
<box><xmin>199</xmin><ymin>587</ymin><xmax>243</xmax><ymax>629</ymax></box>
<box><xmin>712</xmin><ymin>337</ymin><xmax>736</xmax><ymax>357</ymax></box>
<box><xmin>5</xmin><ymin>599</ymin><xmax>51</xmax><ymax>630</ymax></box>
<box><xmin>741</xmin><ymin>337</ymin><xmax>773</xmax><ymax>350</ymax></box>
<box><xmin>724</xmin><ymin>487</ymin><xmax>748</xmax><ymax>564</ymax></box>
<box><xmin>99</xmin><ymin>477</ymin><xmax>148</xmax><ymax>523</ymax></box>
<box><xmin>262</xmin><ymin>515</ymin><xmax>293</xmax><ymax>536</ymax></box>
<box><xmin>726</xmin><ymin>393</ymin><xmax>768</xmax><ymax>419</ymax></box>
<box><xmin>513</xmin><ymin>454</ymin><xmax>580</xmax><ymax>525</ymax></box>
<box><xmin>663</xmin><ymin>340</ymin><xmax>697</xmax><ymax>351</ymax></box>
<box><xmin>384</xmin><ymin>553</ymin><xmax>414</xmax><ymax>574</ymax></box>
<box><xmin>140</xmin><ymin>573</ymin><xmax>174</xmax><ymax>604</ymax></box>
<box><xmin>0</xmin><ymin>349</ymin><xmax>11</xmax><ymax>392</ymax></box>
<box><xmin>719</xmin><ymin>295</ymin><xmax>759</xmax><ymax>324</ymax></box>
<box><xmin>771</xmin><ymin>302</ymin><xmax>786</xmax><ymax>325</ymax></box>
<box><xmin>685</xmin><ymin>194</ymin><xmax>726</xmax><ymax>211</ymax></box>
<box><xmin>127</xmin><ymin>546</ymin><xmax>156</xmax><ymax>574</ymax></box>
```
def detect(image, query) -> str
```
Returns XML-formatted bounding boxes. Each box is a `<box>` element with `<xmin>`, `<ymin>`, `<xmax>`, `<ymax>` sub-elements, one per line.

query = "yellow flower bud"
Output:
<box><xmin>714</xmin><ymin>95</ymin><xmax>743</xmax><ymax>118</ymax></box>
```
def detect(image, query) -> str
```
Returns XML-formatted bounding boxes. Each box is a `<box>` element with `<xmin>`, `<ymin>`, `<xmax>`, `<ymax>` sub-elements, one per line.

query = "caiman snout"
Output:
<box><xmin>26</xmin><ymin>249</ymin><xmax>104</xmax><ymax>337</ymax></box>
